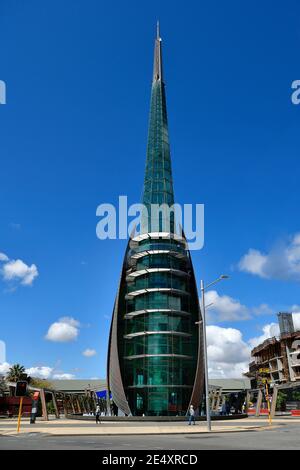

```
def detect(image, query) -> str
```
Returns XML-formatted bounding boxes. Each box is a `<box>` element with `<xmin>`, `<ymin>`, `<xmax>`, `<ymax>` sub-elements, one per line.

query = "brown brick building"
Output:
<box><xmin>247</xmin><ymin>328</ymin><xmax>300</xmax><ymax>389</ymax></box>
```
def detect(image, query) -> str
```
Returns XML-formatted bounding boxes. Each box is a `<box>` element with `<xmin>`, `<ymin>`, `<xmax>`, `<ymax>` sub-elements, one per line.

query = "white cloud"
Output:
<box><xmin>45</xmin><ymin>317</ymin><xmax>80</xmax><ymax>342</ymax></box>
<box><xmin>206</xmin><ymin>290</ymin><xmax>250</xmax><ymax>322</ymax></box>
<box><xmin>1</xmin><ymin>257</ymin><xmax>38</xmax><ymax>286</ymax></box>
<box><xmin>238</xmin><ymin>233</ymin><xmax>300</xmax><ymax>281</ymax></box>
<box><xmin>287</xmin><ymin>308</ymin><xmax>300</xmax><ymax>330</ymax></box>
<box><xmin>252</xmin><ymin>303</ymin><xmax>273</xmax><ymax>316</ymax></box>
<box><xmin>247</xmin><ymin>312</ymin><xmax>300</xmax><ymax>351</ymax></box>
<box><xmin>0</xmin><ymin>253</ymin><xmax>9</xmax><ymax>262</ymax></box>
<box><xmin>208</xmin><ymin>361</ymin><xmax>250</xmax><ymax>379</ymax></box>
<box><xmin>291</xmin><ymin>304</ymin><xmax>300</xmax><ymax>311</ymax></box>
<box><xmin>248</xmin><ymin>323</ymin><xmax>280</xmax><ymax>349</ymax></box>
<box><xmin>0</xmin><ymin>362</ymin><xmax>11</xmax><ymax>376</ymax></box>
<box><xmin>292</xmin><ymin>313</ymin><xmax>300</xmax><ymax>330</ymax></box>
<box><xmin>52</xmin><ymin>373</ymin><xmax>75</xmax><ymax>380</ymax></box>
<box><xmin>0</xmin><ymin>340</ymin><xmax>6</xmax><ymax>363</ymax></box>
<box><xmin>207</xmin><ymin>325</ymin><xmax>251</xmax><ymax>378</ymax></box>
<box><xmin>239</xmin><ymin>249</ymin><xmax>268</xmax><ymax>278</ymax></box>
<box><xmin>82</xmin><ymin>348</ymin><xmax>97</xmax><ymax>357</ymax></box>
<box><xmin>207</xmin><ymin>326</ymin><xmax>250</xmax><ymax>363</ymax></box>
<box><xmin>1</xmin><ymin>362</ymin><xmax>75</xmax><ymax>380</ymax></box>
<box><xmin>205</xmin><ymin>290</ymin><xmax>273</xmax><ymax>323</ymax></box>
<box><xmin>25</xmin><ymin>366</ymin><xmax>53</xmax><ymax>379</ymax></box>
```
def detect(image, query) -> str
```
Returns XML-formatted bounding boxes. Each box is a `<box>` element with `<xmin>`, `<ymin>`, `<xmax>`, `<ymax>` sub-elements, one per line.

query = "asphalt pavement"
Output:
<box><xmin>0</xmin><ymin>421</ymin><xmax>299</xmax><ymax>450</ymax></box>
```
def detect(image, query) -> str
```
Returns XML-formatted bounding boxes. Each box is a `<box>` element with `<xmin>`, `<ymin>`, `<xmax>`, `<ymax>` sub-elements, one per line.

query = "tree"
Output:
<box><xmin>6</xmin><ymin>364</ymin><xmax>27</xmax><ymax>383</ymax></box>
<box><xmin>47</xmin><ymin>401</ymin><xmax>56</xmax><ymax>414</ymax></box>
<box><xmin>0</xmin><ymin>376</ymin><xmax>8</xmax><ymax>396</ymax></box>
<box><xmin>6</xmin><ymin>364</ymin><xmax>28</xmax><ymax>396</ymax></box>
<box><xmin>292</xmin><ymin>390</ymin><xmax>300</xmax><ymax>402</ymax></box>
<box><xmin>30</xmin><ymin>377</ymin><xmax>53</xmax><ymax>390</ymax></box>
<box><xmin>276</xmin><ymin>391</ymin><xmax>287</xmax><ymax>411</ymax></box>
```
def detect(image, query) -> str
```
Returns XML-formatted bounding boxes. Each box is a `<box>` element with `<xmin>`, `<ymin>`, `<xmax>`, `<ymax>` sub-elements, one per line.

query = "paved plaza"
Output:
<box><xmin>1</xmin><ymin>416</ymin><xmax>300</xmax><ymax>449</ymax></box>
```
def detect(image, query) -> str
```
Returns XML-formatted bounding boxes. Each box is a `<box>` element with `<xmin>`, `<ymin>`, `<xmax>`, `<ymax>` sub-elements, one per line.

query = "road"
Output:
<box><xmin>0</xmin><ymin>423</ymin><xmax>299</xmax><ymax>450</ymax></box>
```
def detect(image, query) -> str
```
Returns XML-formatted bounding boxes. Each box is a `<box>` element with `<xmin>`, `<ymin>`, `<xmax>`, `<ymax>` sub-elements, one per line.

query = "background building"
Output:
<box><xmin>246</xmin><ymin>313</ymin><xmax>300</xmax><ymax>388</ymax></box>
<box><xmin>278</xmin><ymin>312</ymin><xmax>295</xmax><ymax>336</ymax></box>
<box><xmin>48</xmin><ymin>378</ymin><xmax>250</xmax><ymax>396</ymax></box>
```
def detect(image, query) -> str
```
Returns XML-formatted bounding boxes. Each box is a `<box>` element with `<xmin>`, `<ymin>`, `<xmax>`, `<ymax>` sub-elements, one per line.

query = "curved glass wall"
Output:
<box><xmin>127</xmin><ymin>291</ymin><xmax>189</xmax><ymax>313</ymax></box>
<box><xmin>124</xmin><ymin>313</ymin><xmax>191</xmax><ymax>335</ymax></box>
<box><xmin>128</xmin><ymin>272</ymin><xmax>188</xmax><ymax>292</ymax></box>
<box><xmin>108</xmin><ymin>234</ymin><xmax>202</xmax><ymax>416</ymax></box>
<box><xmin>136</xmin><ymin>254</ymin><xmax>187</xmax><ymax>271</ymax></box>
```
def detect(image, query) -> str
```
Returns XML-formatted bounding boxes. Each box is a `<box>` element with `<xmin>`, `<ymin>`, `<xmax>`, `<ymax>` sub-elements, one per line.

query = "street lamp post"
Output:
<box><xmin>196</xmin><ymin>275</ymin><xmax>229</xmax><ymax>431</ymax></box>
<box><xmin>200</xmin><ymin>279</ymin><xmax>211</xmax><ymax>431</ymax></box>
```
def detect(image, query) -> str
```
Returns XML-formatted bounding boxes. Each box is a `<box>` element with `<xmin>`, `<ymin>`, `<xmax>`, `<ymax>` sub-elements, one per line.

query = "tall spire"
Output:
<box><xmin>142</xmin><ymin>24</ymin><xmax>174</xmax><ymax>232</ymax></box>
<box><xmin>107</xmin><ymin>26</ymin><xmax>203</xmax><ymax>419</ymax></box>
<box><xmin>153</xmin><ymin>21</ymin><xmax>163</xmax><ymax>82</ymax></box>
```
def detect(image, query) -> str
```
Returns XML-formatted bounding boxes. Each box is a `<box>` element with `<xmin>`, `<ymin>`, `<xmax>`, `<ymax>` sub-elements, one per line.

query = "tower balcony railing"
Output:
<box><xmin>123</xmin><ymin>330</ymin><xmax>192</xmax><ymax>339</ymax></box>
<box><xmin>125</xmin><ymin>287</ymin><xmax>190</xmax><ymax>300</ymax></box>
<box><xmin>124</xmin><ymin>353</ymin><xmax>193</xmax><ymax>360</ymax></box>
<box><xmin>126</xmin><ymin>274</ymin><xmax>190</xmax><ymax>292</ymax></box>
<box><xmin>124</xmin><ymin>308</ymin><xmax>192</xmax><ymax>319</ymax></box>
<box><xmin>126</xmin><ymin>267</ymin><xmax>190</xmax><ymax>282</ymax></box>
<box><xmin>129</xmin><ymin>242</ymin><xmax>187</xmax><ymax>257</ymax></box>
<box><xmin>128</xmin><ymin>249</ymin><xmax>186</xmax><ymax>269</ymax></box>
<box><xmin>130</xmin><ymin>232</ymin><xmax>187</xmax><ymax>245</ymax></box>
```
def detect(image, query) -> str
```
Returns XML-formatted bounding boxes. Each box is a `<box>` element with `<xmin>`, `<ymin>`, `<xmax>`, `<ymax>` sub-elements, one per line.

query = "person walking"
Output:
<box><xmin>188</xmin><ymin>404</ymin><xmax>196</xmax><ymax>425</ymax></box>
<box><xmin>95</xmin><ymin>405</ymin><xmax>101</xmax><ymax>424</ymax></box>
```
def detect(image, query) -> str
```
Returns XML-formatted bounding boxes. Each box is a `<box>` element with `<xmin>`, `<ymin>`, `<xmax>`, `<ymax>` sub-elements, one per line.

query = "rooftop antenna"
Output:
<box><xmin>153</xmin><ymin>21</ymin><xmax>163</xmax><ymax>81</ymax></box>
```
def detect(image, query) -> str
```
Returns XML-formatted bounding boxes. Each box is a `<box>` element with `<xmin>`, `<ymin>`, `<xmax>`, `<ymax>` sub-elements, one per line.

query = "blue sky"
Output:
<box><xmin>1</xmin><ymin>0</ymin><xmax>300</xmax><ymax>380</ymax></box>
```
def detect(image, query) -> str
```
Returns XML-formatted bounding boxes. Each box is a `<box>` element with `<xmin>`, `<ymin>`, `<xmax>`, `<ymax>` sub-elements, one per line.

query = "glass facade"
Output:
<box><xmin>113</xmin><ymin>235</ymin><xmax>201</xmax><ymax>415</ymax></box>
<box><xmin>107</xmin><ymin>28</ymin><xmax>204</xmax><ymax>416</ymax></box>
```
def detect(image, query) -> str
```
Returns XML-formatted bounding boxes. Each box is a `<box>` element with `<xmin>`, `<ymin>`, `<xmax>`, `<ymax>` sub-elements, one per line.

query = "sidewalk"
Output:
<box><xmin>0</xmin><ymin>417</ymin><xmax>284</xmax><ymax>436</ymax></box>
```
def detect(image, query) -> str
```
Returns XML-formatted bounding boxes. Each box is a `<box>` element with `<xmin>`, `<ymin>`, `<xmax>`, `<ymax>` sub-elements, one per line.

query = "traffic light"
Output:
<box><xmin>15</xmin><ymin>380</ymin><xmax>28</xmax><ymax>397</ymax></box>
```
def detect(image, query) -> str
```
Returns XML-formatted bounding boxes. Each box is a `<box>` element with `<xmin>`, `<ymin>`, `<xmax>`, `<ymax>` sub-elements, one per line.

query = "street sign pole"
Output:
<box><xmin>15</xmin><ymin>380</ymin><xmax>28</xmax><ymax>432</ymax></box>
<box><xmin>265</xmin><ymin>382</ymin><xmax>272</xmax><ymax>425</ymax></box>
<box><xmin>17</xmin><ymin>396</ymin><xmax>23</xmax><ymax>433</ymax></box>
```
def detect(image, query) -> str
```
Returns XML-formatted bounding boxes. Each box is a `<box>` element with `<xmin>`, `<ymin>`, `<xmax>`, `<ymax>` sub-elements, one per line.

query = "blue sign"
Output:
<box><xmin>96</xmin><ymin>390</ymin><xmax>111</xmax><ymax>399</ymax></box>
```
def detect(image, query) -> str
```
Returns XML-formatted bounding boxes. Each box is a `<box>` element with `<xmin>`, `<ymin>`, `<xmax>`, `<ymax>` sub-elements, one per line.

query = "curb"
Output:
<box><xmin>0</xmin><ymin>425</ymin><xmax>278</xmax><ymax>437</ymax></box>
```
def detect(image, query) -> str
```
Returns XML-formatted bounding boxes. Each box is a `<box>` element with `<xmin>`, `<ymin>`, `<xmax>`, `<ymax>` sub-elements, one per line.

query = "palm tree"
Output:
<box><xmin>6</xmin><ymin>364</ymin><xmax>28</xmax><ymax>396</ymax></box>
<box><xmin>6</xmin><ymin>364</ymin><xmax>26</xmax><ymax>382</ymax></box>
<box><xmin>0</xmin><ymin>376</ymin><xmax>8</xmax><ymax>397</ymax></box>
